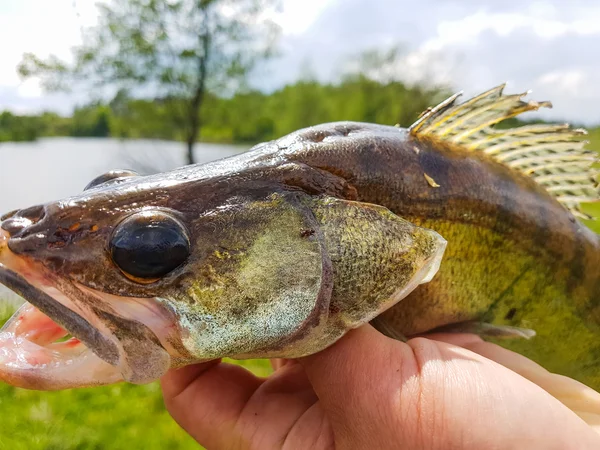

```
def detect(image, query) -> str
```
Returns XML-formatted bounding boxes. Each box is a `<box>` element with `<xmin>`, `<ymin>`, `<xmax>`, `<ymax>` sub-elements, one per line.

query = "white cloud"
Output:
<box><xmin>410</xmin><ymin>6</ymin><xmax>600</xmax><ymax>73</ymax></box>
<box><xmin>425</xmin><ymin>8</ymin><xmax>600</xmax><ymax>50</ymax></box>
<box><xmin>15</xmin><ymin>80</ymin><xmax>43</xmax><ymax>99</ymax></box>
<box><xmin>538</xmin><ymin>69</ymin><xmax>588</xmax><ymax>95</ymax></box>
<box><xmin>273</xmin><ymin>0</ymin><xmax>333</xmax><ymax>35</ymax></box>
<box><xmin>386</xmin><ymin>4</ymin><xmax>600</xmax><ymax>124</ymax></box>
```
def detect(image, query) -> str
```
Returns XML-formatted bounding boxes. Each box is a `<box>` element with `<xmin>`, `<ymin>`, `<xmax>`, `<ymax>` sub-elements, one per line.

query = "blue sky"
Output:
<box><xmin>1</xmin><ymin>0</ymin><xmax>599</xmax><ymax>124</ymax></box>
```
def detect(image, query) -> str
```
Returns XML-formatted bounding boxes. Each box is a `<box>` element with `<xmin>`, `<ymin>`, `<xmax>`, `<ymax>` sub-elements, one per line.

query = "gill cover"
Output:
<box><xmin>162</xmin><ymin>191</ymin><xmax>446</xmax><ymax>361</ymax></box>
<box><xmin>162</xmin><ymin>191</ymin><xmax>334</xmax><ymax>361</ymax></box>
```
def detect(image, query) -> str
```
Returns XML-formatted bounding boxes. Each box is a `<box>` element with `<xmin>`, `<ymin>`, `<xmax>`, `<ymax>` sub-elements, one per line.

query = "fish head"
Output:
<box><xmin>0</xmin><ymin>160</ymin><xmax>446</xmax><ymax>390</ymax></box>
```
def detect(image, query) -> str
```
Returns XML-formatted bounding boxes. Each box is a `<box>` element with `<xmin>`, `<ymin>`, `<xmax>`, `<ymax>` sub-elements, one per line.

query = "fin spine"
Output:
<box><xmin>409</xmin><ymin>84</ymin><xmax>599</xmax><ymax>218</ymax></box>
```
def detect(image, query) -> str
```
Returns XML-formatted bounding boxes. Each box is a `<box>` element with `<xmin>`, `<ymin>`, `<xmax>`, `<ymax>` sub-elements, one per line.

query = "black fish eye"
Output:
<box><xmin>84</xmin><ymin>169</ymin><xmax>140</xmax><ymax>191</ymax></box>
<box><xmin>109</xmin><ymin>211</ymin><xmax>190</xmax><ymax>281</ymax></box>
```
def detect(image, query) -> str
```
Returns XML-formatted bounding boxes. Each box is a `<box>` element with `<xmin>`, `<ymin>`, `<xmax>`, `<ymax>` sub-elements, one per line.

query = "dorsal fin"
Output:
<box><xmin>409</xmin><ymin>84</ymin><xmax>599</xmax><ymax>219</ymax></box>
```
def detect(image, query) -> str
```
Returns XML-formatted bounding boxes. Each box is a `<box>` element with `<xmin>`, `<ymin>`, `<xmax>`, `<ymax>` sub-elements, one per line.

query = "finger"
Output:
<box><xmin>161</xmin><ymin>361</ymin><xmax>264</xmax><ymax>449</ymax></box>
<box><xmin>160</xmin><ymin>359</ymin><xmax>221</xmax><ymax>399</ymax></box>
<box><xmin>426</xmin><ymin>333</ymin><xmax>600</xmax><ymax>433</ymax></box>
<box><xmin>454</xmin><ymin>339</ymin><xmax>600</xmax><ymax>432</ymax></box>
<box><xmin>298</xmin><ymin>325</ymin><xmax>412</xmax><ymax>447</ymax></box>
<box><xmin>231</xmin><ymin>361</ymin><xmax>323</xmax><ymax>448</ymax></box>
<box><xmin>420</xmin><ymin>332</ymin><xmax>484</xmax><ymax>348</ymax></box>
<box><xmin>270</xmin><ymin>358</ymin><xmax>294</xmax><ymax>371</ymax></box>
<box><xmin>298</xmin><ymin>325</ymin><xmax>397</xmax><ymax>404</ymax></box>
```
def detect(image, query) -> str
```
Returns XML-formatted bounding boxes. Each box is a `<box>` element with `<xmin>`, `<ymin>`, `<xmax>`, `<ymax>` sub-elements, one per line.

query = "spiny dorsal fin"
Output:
<box><xmin>409</xmin><ymin>84</ymin><xmax>599</xmax><ymax>219</ymax></box>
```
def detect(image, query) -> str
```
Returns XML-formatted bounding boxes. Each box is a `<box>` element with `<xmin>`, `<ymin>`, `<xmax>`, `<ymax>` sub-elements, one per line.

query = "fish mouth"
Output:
<box><xmin>0</xmin><ymin>268</ymin><xmax>123</xmax><ymax>390</ymax></box>
<box><xmin>0</xmin><ymin>230</ymin><xmax>178</xmax><ymax>390</ymax></box>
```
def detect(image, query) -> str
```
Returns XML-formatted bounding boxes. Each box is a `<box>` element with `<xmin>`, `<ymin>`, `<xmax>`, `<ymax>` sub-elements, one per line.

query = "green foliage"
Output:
<box><xmin>38</xmin><ymin>112</ymin><xmax>73</xmax><ymax>137</ymax></box>
<box><xmin>0</xmin><ymin>360</ymin><xmax>272</xmax><ymax>450</ymax></box>
<box><xmin>0</xmin><ymin>111</ymin><xmax>38</xmax><ymax>141</ymax></box>
<box><xmin>18</xmin><ymin>53</ymin><xmax>70</xmax><ymax>92</ymax></box>
<box><xmin>0</xmin><ymin>77</ymin><xmax>446</xmax><ymax>144</ymax></box>
<box><xmin>109</xmin><ymin>94</ymin><xmax>187</xmax><ymax>140</ymax></box>
<box><xmin>581</xmin><ymin>127</ymin><xmax>600</xmax><ymax>233</ymax></box>
<box><xmin>19</xmin><ymin>0</ymin><xmax>278</xmax><ymax>96</ymax></box>
<box><xmin>0</xmin><ymin>381</ymin><xmax>196</xmax><ymax>450</ymax></box>
<box><xmin>0</xmin><ymin>111</ymin><xmax>72</xmax><ymax>143</ymax></box>
<box><xmin>197</xmin><ymin>77</ymin><xmax>446</xmax><ymax>143</ymax></box>
<box><xmin>586</xmin><ymin>127</ymin><xmax>600</xmax><ymax>153</ymax></box>
<box><xmin>0</xmin><ymin>304</ymin><xmax>272</xmax><ymax>450</ymax></box>
<box><xmin>71</xmin><ymin>104</ymin><xmax>112</xmax><ymax>137</ymax></box>
<box><xmin>2</xmin><ymin>78</ymin><xmax>599</xmax><ymax>171</ymax></box>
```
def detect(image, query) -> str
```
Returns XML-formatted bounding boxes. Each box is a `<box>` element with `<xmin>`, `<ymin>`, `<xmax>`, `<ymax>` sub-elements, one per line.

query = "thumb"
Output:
<box><xmin>298</xmin><ymin>324</ymin><xmax>417</xmax><ymax>447</ymax></box>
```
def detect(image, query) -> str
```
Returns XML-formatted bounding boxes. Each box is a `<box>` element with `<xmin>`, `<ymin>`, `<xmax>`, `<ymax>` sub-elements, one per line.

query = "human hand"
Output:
<box><xmin>161</xmin><ymin>325</ymin><xmax>600</xmax><ymax>449</ymax></box>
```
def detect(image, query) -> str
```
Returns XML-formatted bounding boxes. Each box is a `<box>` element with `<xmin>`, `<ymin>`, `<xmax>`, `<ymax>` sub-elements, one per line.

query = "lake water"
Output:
<box><xmin>0</xmin><ymin>137</ymin><xmax>247</xmax><ymax>212</ymax></box>
<box><xmin>0</xmin><ymin>137</ymin><xmax>248</xmax><ymax>305</ymax></box>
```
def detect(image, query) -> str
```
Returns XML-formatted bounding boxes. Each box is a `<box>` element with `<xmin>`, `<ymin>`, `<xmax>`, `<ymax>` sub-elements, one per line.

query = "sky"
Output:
<box><xmin>0</xmin><ymin>0</ymin><xmax>599</xmax><ymax>124</ymax></box>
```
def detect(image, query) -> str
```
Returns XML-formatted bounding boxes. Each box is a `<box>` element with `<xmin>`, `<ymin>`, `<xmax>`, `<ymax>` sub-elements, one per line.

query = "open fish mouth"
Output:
<box><xmin>0</xmin><ymin>229</ymin><xmax>178</xmax><ymax>390</ymax></box>
<box><xmin>0</xmin><ymin>269</ymin><xmax>123</xmax><ymax>390</ymax></box>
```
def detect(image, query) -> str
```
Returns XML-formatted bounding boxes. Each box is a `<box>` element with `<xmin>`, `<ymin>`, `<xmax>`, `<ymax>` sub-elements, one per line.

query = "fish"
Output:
<box><xmin>0</xmin><ymin>84</ymin><xmax>599</xmax><ymax>397</ymax></box>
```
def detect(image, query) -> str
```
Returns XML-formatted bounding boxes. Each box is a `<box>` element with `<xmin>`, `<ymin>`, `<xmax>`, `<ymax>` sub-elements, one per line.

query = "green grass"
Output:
<box><xmin>0</xmin><ymin>306</ymin><xmax>272</xmax><ymax>450</ymax></box>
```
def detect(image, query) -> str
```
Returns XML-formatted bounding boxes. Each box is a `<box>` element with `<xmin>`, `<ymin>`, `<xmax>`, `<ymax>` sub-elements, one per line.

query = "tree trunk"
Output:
<box><xmin>185</xmin><ymin>85</ymin><xmax>202</xmax><ymax>166</ymax></box>
<box><xmin>186</xmin><ymin>94</ymin><xmax>201</xmax><ymax>165</ymax></box>
<box><xmin>186</xmin><ymin>138</ymin><xmax>195</xmax><ymax>166</ymax></box>
<box><xmin>186</xmin><ymin>77</ymin><xmax>203</xmax><ymax>165</ymax></box>
<box><xmin>185</xmin><ymin>7</ymin><xmax>211</xmax><ymax>166</ymax></box>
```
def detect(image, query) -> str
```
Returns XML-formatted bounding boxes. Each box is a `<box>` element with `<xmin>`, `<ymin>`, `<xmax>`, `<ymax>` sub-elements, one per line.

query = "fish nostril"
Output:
<box><xmin>1</xmin><ymin>217</ymin><xmax>32</xmax><ymax>236</ymax></box>
<box><xmin>0</xmin><ymin>209</ymin><xmax>19</xmax><ymax>221</ymax></box>
<box><xmin>17</xmin><ymin>205</ymin><xmax>46</xmax><ymax>224</ymax></box>
<box><xmin>0</xmin><ymin>205</ymin><xmax>46</xmax><ymax>237</ymax></box>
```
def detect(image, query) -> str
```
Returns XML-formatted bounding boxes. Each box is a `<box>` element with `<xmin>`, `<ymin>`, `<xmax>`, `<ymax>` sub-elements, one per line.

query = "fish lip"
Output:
<box><xmin>0</xmin><ymin>266</ymin><xmax>119</xmax><ymax>364</ymax></box>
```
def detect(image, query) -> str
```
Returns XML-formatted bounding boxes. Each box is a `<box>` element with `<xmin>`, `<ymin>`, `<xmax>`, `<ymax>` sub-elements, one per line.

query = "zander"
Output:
<box><xmin>0</xmin><ymin>85</ymin><xmax>598</xmax><ymax>395</ymax></box>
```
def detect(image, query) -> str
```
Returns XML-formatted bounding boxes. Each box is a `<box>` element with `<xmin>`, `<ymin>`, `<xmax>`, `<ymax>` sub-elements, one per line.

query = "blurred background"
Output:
<box><xmin>0</xmin><ymin>0</ymin><xmax>599</xmax><ymax>448</ymax></box>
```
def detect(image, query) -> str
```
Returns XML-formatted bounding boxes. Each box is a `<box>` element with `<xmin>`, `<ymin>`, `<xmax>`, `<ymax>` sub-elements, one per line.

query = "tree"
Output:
<box><xmin>18</xmin><ymin>0</ymin><xmax>280</xmax><ymax>164</ymax></box>
<box><xmin>71</xmin><ymin>104</ymin><xmax>112</xmax><ymax>137</ymax></box>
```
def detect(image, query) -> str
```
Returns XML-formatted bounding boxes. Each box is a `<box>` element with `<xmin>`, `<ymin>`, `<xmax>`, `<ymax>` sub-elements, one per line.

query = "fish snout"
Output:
<box><xmin>0</xmin><ymin>205</ymin><xmax>47</xmax><ymax>238</ymax></box>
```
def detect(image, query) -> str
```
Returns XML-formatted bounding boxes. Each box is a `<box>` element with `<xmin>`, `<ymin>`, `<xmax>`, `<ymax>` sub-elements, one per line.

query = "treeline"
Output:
<box><xmin>2</xmin><ymin>77</ymin><xmax>599</xmax><ymax>153</ymax></box>
<box><xmin>0</xmin><ymin>111</ymin><xmax>70</xmax><ymax>142</ymax></box>
<box><xmin>0</xmin><ymin>77</ymin><xmax>443</xmax><ymax>145</ymax></box>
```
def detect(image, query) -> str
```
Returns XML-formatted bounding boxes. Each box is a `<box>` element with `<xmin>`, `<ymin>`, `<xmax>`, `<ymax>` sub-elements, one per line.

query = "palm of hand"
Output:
<box><xmin>162</xmin><ymin>326</ymin><xmax>600</xmax><ymax>450</ymax></box>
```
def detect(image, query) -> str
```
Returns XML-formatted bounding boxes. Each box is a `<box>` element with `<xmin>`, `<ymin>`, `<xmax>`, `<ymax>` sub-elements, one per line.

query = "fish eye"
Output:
<box><xmin>109</xmin><ymin>211</ymin><xmax>190</xmax><ymax>282</ymax></box>
<box><xmin>84</xmin><ymin>169</ymin><xmax>140</xmax><ymax>191</ymax></box>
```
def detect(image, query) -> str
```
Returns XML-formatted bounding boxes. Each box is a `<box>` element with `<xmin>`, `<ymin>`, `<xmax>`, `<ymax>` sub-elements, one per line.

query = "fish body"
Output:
<box><xmin>276</xmin><ymin>120</ymin><xmax>600</xmax><ymax>387</ymax></box>
<box><xmin>0</xmin><ymin>85</ymin><xmax>599</xmax><ymax>390</ymax></box>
